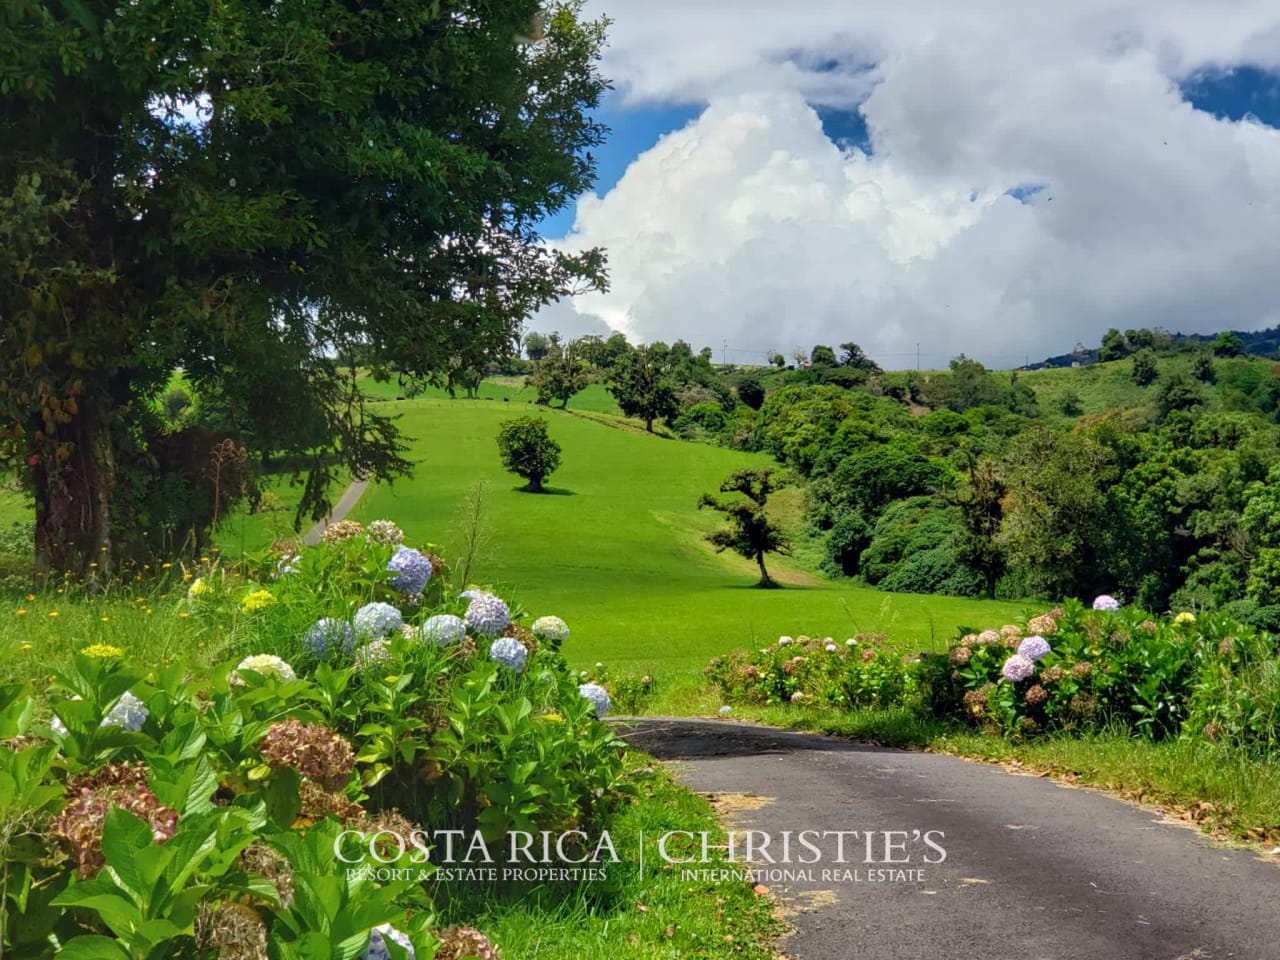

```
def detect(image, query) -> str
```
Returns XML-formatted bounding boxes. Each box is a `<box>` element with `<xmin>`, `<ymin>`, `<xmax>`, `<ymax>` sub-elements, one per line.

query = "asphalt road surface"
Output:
<box><xmin>614</xmin><ymin>718</ymin><xmax>1280</xmax><ymax>960</ymax></box>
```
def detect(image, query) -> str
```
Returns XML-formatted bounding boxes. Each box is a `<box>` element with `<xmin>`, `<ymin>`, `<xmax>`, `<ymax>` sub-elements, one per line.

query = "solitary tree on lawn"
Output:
<box><xmin>0</xmin><ymin>0</ymin><xmax>609</xmax><ymax>578</ymax></box>
<box><xmin>608</xmin><ymin>344</ymin><xmax>679</xmax><ymax>432</ymax></box>
<box><xmin>699</xmin><ymin>468</ymin><xmax>791</xmax><ymax>588</ymax></box>
<box><xmin>497</xmin><ymin>417</ymin><xmax>562</xmax><ymax>493</ymax></box>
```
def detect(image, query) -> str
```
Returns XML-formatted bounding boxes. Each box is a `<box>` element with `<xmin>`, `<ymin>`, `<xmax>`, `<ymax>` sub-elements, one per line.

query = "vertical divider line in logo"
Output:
<box><xmin>639</xmin><ymin>829</ymin><xmax>644</xmax><ymax>881</ymax></box>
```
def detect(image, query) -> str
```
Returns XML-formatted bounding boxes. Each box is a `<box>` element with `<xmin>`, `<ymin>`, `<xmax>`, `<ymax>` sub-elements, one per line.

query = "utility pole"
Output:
<box><xmin>722</xmin><ymin>339</ymin><xmax>727</xmax><ymax>366</ymax></box>
<box><xmin>916</xmin><ymin>343</ymin><xmax>920</xmax><ymax>372</ymax></box>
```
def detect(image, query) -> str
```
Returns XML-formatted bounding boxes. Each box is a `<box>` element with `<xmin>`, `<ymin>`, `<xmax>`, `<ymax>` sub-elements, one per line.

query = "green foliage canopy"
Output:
<box><xmin>0</xmin><ymin>0</ymin><xmax>609</xmax><ymax>576</ymax></box>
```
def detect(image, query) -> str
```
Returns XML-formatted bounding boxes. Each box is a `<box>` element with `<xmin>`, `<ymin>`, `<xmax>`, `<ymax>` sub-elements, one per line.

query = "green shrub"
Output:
<box><xmin>704</xmin><ymin>634</ymin><xmax>922</xmax><ymax>710</ymax></box>
<box><xmin>1</xmin><ymin>522</ymin><xmax>637</xmax><ymax>958</ymax></box>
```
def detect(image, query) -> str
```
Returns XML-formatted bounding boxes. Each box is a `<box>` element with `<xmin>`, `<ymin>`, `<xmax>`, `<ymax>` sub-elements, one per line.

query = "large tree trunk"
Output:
<box><xmin>527</xmin><ymin>474</ymin><xmax>544</xmax><ymax>493</ymax></box>
<box><xmin>756</xmin><ymin>552</ymin><xmax>775</xmax><ymax>588</ymax></box>
<box><xmin>33</xmin><ymin>402</ymin><xmax>116</xmax><ymax>585</ymax></box>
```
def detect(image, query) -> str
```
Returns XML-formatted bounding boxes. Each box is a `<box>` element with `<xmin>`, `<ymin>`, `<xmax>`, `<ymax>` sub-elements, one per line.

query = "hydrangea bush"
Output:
<box><xmin>705</xmin><ymin>633</ymin><xmax>920</xmax><ymax>710</ymax></box>
<box><xmin>0</xmin><ymin>520</ymin><xmax>629</xmax><ymax>959</ymax></box>
<box><xmin>920</xmin><ymin>599</ymin><xmax>1274</xmax><ymax>744</ymax></box>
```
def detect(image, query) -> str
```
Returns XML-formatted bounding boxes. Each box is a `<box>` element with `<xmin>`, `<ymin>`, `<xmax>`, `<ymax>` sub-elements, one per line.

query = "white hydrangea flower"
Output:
<box><xmin>531</xmin><ymin>615</ymin><xmax>570</xmax><ymax>643</ymax></box>
<box><xmin>233</xmin><ymin>654</ymin><xmax>297</xmax><ymax>685</ymax></box>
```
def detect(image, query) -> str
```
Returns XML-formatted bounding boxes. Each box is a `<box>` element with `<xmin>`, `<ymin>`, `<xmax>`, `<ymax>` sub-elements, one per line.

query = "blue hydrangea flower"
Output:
<box><xmin>489</xmin><ymin>636</ymin><xmax>527</xmax><ymax>672</ymax></box>
<box><xmin>303</xmin><ymin>618</ymin><xmax>356</xmax><ymax>658</ymax></box>
<box><xmin>1001</xmin><ymin>653</ymin><xmax>1036</xmax><ymax>682</ymax></box>
<box><xmin>362</xmin><ymin>924</ymin><xmax>415</xmax><ymax>960</ymax></box>
<box><xmin>1017</xmin><ymin>635</ymin><xmax>1051</xmax><ymax>661</ymax></box>
<box><xmin>103</xmin><ymin>691</ymin><xmax>149</xmax><ymax>732</ymax></box>
<box><xmin>420</xmin><ymin>614</ymin><xmax>467</xmax><ymax>646</ymax></box>
<box><xmin>354</xmin><ymin>602</ymin><xmax>404</xmax><ymax>639</ymax></box>
<box><xmin>387</xmin><ymin>547</ymin><xmax>432</xmax><ymax>595</ymax></box>
<box><xmin>466</xmin><ymin>594</ymin><xmax>510</xmax><ymax>636</ymax></box>
<box><xmin>531</xmin><ymin>615</ymin><xmax>570</xmax><ymax>643</ymax></box>
<box><xmin>1092</xmin><ymin>594</ymin><xmax>1120</xmax><ymax>611</ymax></box>
<box><xmin>578</xmin><ymin>682</ymin><xmax>611</xmax><ymax>719</ymax></box>
<box><xmin>458</xmin><ymin>588</ymin><xmax>489</xmax><ymax>601</ymax></box>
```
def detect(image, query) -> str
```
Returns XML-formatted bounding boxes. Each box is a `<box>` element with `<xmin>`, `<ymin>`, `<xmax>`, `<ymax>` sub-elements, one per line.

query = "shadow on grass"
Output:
<box><xmin>511</xmin><ymin>486</ymin><xmax>576</xmax><ymax>496</ymax></box>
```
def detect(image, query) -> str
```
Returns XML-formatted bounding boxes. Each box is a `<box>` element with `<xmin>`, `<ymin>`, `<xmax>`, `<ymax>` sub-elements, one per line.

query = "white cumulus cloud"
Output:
<box><xmin>534</xmin><ymin>1</ymin><xmax>1280</xmax><ymax>367</ymax></box>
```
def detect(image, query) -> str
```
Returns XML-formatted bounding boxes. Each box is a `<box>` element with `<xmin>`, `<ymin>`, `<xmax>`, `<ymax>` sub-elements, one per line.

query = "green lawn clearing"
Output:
<box><xmin>353</xmin><ymin>399</ymin><xmax>1030</xmax><ymax>673</ymax></box>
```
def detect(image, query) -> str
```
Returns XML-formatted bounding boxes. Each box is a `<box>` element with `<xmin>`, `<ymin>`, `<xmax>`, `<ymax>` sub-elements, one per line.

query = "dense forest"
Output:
<box><xmin>507</xmin><ymin>327</ymin><xmax>1280</xmax><ymax>627</ymax></box>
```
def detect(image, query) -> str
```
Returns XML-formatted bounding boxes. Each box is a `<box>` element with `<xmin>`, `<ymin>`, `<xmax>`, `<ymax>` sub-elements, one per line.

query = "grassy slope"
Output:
<box><xmin>354</xmin><ymin>399</ymin><xmax>1028</xmax><ymax>673</ymax></box>
<box><xmin>1020</xmin><ymin>354</ymin><xmax>1277</xmax><ymax>418</ymax></box>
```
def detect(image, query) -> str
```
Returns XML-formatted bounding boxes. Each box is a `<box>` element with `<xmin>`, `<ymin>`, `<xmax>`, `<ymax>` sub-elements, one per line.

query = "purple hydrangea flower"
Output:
<box><xmin>362</xmin><ymin>924</ymin><xmax>415</xmax><ymax>960</ymax></box>
<box><xmin>1017</xmin><ymin>635</ymin><xmax>1051</xmax><ymax>662</ymax></box>
<box><xmin>387</xmin><ymin>547</ymin><xmax>432</xmax><ymax>595</ymax></box>
<box><xmin>458</xmin><ymin>588</ymin><xmax>490</xmax><ymax>601</ymax></box>
<box><xmin>303</xmin><ymin>618</ymin><xmax>356</xmax><ymax>658</ymax></box>
<box><xmin>465</xmin><ymin>594</ymin><xmax>510</xmax><ymax>636</ymax></box>
<box><xmin>1092</xmin><ymin>594</ymin><xmax>1120</xmax><ymax>611</ymax></box>
<box><xmin>578</xmin><ymin>682</ymin><xmax>611</xmax><ymax>719</ymax></box>
<box><xmin>489</xmin><ymin>636</ymin><xmax>527</xmax><ymax>672</ymax></box>
<box><xmin>420</xmin><ymin>614</ymin><xmax>467</xmax><ymax>646</ymax></box>
<box><xmin>1001</xmin><ymin>654</ymin><xmax>1036</xmax><ymax>682</ymax></box>
<box><xmin>354</xmin><ymin>602</ymin><xmax>404</xmax><ymax>639</ymax></box>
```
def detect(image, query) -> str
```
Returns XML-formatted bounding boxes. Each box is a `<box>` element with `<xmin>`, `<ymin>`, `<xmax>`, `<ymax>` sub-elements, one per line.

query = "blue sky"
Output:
<box><xmin>534</xmin><ymin>2</ymin><xmax>1280</xmax><ymax>366</ymax></box>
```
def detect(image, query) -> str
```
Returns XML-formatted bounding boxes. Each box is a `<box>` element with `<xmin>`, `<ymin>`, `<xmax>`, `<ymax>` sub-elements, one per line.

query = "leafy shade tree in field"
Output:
<box><xmin>1213</xmin><ymin>332</ymin><xmax>1244</xmax><ymax>358</ymax></box>
<box><xmin>529</xmin><ymin>343</ymin><xmax>588</xmax><ymax>408</ymax></box>
<box><xmin>1099</xmin><ymin>327</ymin><xmax>1130</xmax><ymax>362</ymax></box>
<box><xmin>946</xmin><ymin>452</ymin><xmax>1006</xmax><ymax>598</ymax></box>
<box><xmin>0</xmin><ymin>1</ymin><xmax>608</xmax><ymax>577</ymax></box>
<box><xmin>809</xmin><ymin>344</ymin><xmax>837</xmax><ymax>367</ymax></box>
<box><xmin>1193</xmin><ymin>351</ymin><xmax>1217</xmax><ymax>383</ymax></box>
<box><xmin>839</xmin><ymin>342</ymin><xmax>882</xmax><ymax>374</ymax></box>
<box><xmin>1131</xmin><ymin>350</ymin><xmax>1159</xmax><ymax>386</ymax></box>
<box><xmin>496</xmin><ymin>417</ymin><xmax>562</xmax><ymax>493</ymax></box>
<box><xmin>735</xmin><ymin>372</ymin><xmax>766</xmax><ymax>410</ymax></box>
<box><xmin>523</xmin><ymin>332</ymin><xmax>553</xmax><ymax>362</ymax></box>
<box><xmin>698</xmin><ymin>468</ymin><xmax>791</xmax><ymax>588</ymax></box>
<box><xmin>608</xmin><ymin>344</ymin><xmax>679</xmax><ymax>432</ymax></box>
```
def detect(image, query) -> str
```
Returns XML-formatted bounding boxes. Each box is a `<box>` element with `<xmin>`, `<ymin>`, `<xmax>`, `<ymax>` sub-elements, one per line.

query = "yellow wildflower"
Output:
<box><xmin>240</xmin><ymin>589</ymin><xmax>276</xmax><ymax>613</ymax></box>
<box><xmin>1174</xmin><ymin>611</ymin><xmax>1196</xmax><ymax>624</ymax></box>
<box><xmin>81</xmin><ymin>643</ymin><xmax>123</xmax><ymax>659</ymax></box>
<box><xmin>48</xmin><ymin>611</ymin><xmax>58</xmax><ymax>618</ymax></box>
<box><xmin>16</xmin><ymin>609</ymin><xmax>26</xmax><ymax>616</ymax></box>
<box><xmin>19</xmin><ymin>643</ymin><xmax>32</xmax><ymax>651</ymax></box>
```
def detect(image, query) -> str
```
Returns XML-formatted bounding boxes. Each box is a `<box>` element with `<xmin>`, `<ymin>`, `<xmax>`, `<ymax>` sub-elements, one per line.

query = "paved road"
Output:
<box><xmin>615</xmin><ymin>718</ymin><xmax>1280</xmax><ymax>960</ymax></box>
<box><xmin>301</xmin><ymin>477</ymin><xmax>370</xmax><ymax>546</ymax></box>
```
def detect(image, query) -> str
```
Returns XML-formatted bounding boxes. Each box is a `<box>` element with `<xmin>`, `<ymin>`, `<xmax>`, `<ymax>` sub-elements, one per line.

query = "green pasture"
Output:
<box><xmin>352</xmin><ymin>400</ymin><xmax>1030</xmax><ymax>672</ymax></box>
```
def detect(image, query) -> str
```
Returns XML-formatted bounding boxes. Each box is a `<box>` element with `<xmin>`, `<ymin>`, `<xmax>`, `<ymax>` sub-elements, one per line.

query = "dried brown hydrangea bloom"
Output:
<box><xmin>1038</xmin><ymin>666</ymin><xmax>1066</xmax><ymax>684</ymax></box>
<box><xmin>194</xmin><ymin>901</ymin><xmax>268</xmax><ymax>960</ymax></box>
<box><xmin>948</xmin><ymin>646</ymin><xmax>972</xmax><ymax>666</ymax></box>
<box><xmin>299</xmin><ymin>780</ymin><xmax>366</xmax><ymax>824</ymax></box>
<box><xmin>1138</xmin><ymin>619</ymin><xmax>1159</xmax><ymax>633</ymax></box>
<box><xmin>1068</xmin><ymin>693</ymin><xmax>1097</xmax><ymax>717</ymax></box>
<box><xmin>501</xmin><ymin>623</ymin><xmax>538</xmax><ymax>654</ymax></box>
<box><xmin>1218</xmin><ymin>637</ymin><xmax>1236</xmax><ymax>658</ymax></box>
<box><xmin>257</xmin><ymin>718</ymin><xmax>356</xmax><ymax>791</ymax></box>
<box><xmin>1000</xmin><ymin>624</ymin><xmax>1023</xmax><ymax>640</ymax></box>
<box><xmin>50</xmin><ymin>784</ymin><xmax>178</xmax><ymax>877</ymax></box>
<box><xmin>422</xmin><ymin>551</ymin><xmax>449</xmax><ymax>578</ymax></box>
<box><xmin>321</xmin><ymin>519</ymin><xmax>365</xmax><ymax>545</ymax></box>
<box><xmin>1016</xmin><ymin>716</ymin><xmax>1042</xmax><ymax>735</ymax></box>
<box><xmin>1024</xmin><ymin>684</ymin><xmax>1048</xmax><ymax>706</ymax></box>
<box><xmin>435</xmin><ymin>926</ymin><xmax>501</xmax><ymax>960</ymax></box>
<box><xmin>1027</xmin><ymin>613</ymin><xmax>1058</xmax><ymax>635</ymax></box>
<box><xmin>1070</xmin><ymin>661</ymin><xmax>1094</xmax><ymax>680</ymax></box>
<box><xmin>66</xmin><ymin>760</ymin><xmax>150</xmax><ymax>795</ymax></box>
<box><xmin>240</xmin><ymin>843</ymin><xmax>294</xmax><ymax>908</ymax></box>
